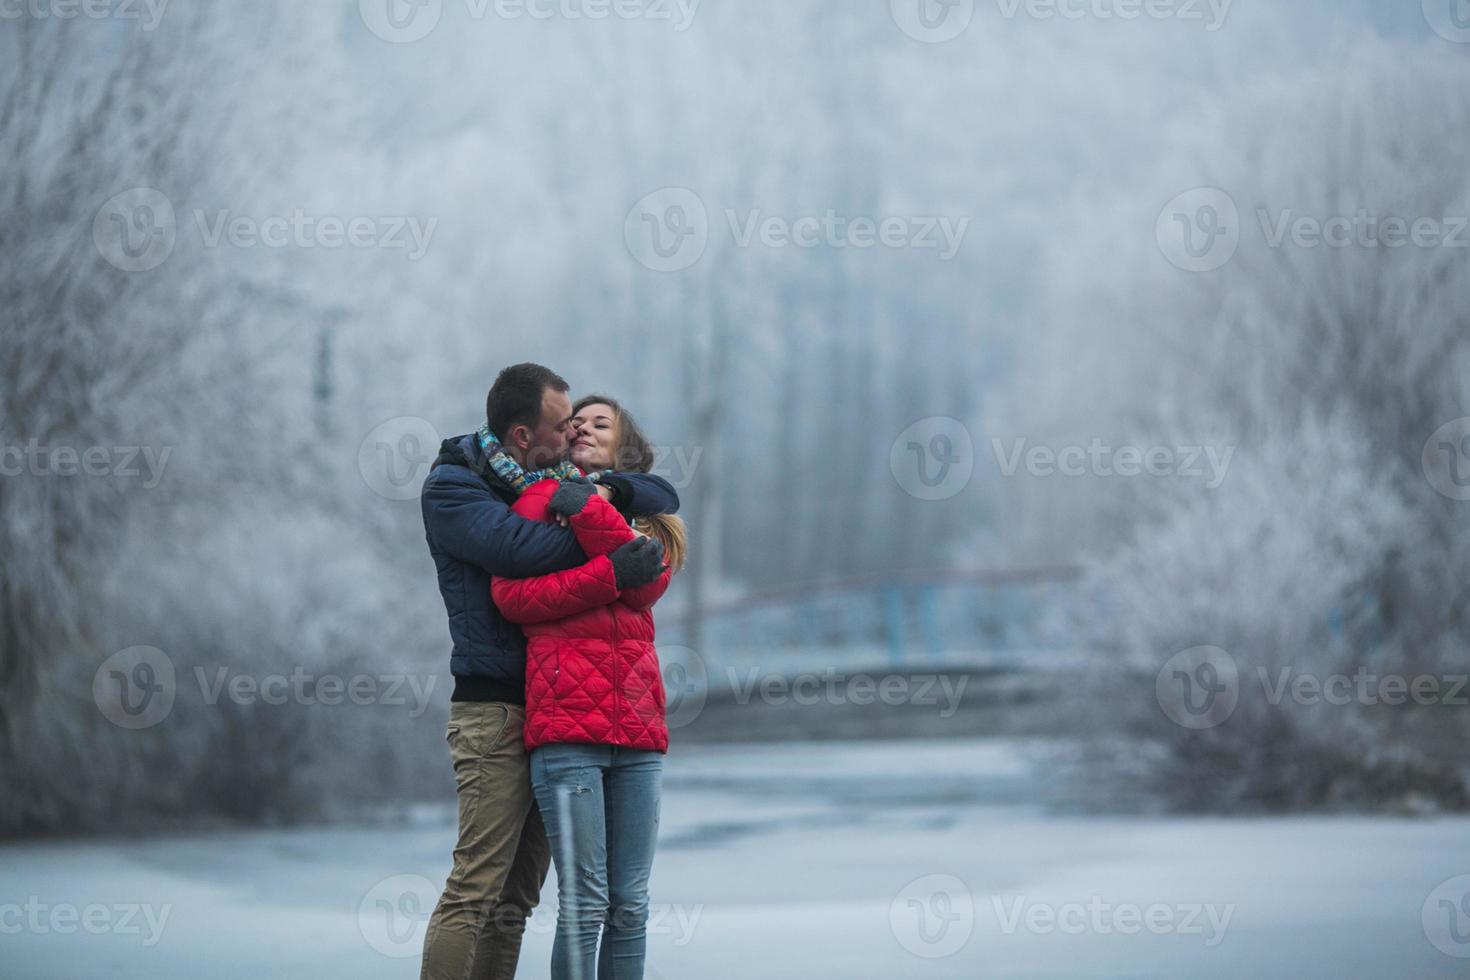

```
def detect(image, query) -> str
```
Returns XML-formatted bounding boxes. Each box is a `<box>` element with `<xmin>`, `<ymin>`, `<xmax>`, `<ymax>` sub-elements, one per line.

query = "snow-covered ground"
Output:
<box><xmin>3</xmin><ymin>738</ymin><xmax>1467</xmax><ymax>979</ymax></box>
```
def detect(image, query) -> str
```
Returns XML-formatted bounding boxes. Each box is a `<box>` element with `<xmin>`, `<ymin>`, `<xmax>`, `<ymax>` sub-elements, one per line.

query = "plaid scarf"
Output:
<box><xmin>476</xmin><ymin>425</ymin><xmax>607</xmax><ymax>494</ymax></box>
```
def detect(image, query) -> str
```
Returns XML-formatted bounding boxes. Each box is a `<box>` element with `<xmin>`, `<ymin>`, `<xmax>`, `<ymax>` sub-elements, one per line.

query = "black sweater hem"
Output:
<box><xmin>451</xmin><ymin>676</ymin><xmax>524</xmax><ymax>704</ymax></box>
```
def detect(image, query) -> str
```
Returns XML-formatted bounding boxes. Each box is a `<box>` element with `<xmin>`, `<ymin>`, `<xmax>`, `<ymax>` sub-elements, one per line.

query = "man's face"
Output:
<box><xmin>520</xmin><ymin>387</ymin><xmax>574</xmax><ymax>470</ymax></box>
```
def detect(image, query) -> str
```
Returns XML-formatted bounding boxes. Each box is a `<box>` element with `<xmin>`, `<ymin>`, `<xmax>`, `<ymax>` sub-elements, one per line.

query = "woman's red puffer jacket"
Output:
<box><xmin>492</xmin><ymin>479</ymin><xmax>672</xmax><ymax>753</ymax></box>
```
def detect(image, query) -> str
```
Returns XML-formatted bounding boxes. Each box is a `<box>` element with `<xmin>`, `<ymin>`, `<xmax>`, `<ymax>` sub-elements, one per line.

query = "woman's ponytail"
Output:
<box><xmin>635</xmin><ymin>513</ymin><xmax>687</xmax><ymax>574</ymax></box>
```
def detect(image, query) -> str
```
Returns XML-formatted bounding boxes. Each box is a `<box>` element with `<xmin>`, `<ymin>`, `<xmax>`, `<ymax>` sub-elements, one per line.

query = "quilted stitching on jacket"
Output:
<box><xmin>501</xmin><ymin>480</ymin><xmax>670</xmax><ymax>753</ymax></box>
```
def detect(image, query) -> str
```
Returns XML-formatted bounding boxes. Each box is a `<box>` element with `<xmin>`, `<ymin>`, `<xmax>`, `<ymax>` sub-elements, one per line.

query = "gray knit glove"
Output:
<box><xmin>609</xmin><ymin>536</ymin><xmax>665</xmax><ymax>590</ymax></box>
<box><xmin>548</xmin><ymin>479</ymin><xmax>597</xmax><ymax>518</ymax></box>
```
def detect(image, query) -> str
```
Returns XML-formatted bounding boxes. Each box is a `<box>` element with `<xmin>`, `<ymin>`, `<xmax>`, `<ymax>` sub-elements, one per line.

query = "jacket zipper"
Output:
<box><xmin>610</xmin><ymin>600</ymin><xmax>621</xmax><ymax>742</ymax></box>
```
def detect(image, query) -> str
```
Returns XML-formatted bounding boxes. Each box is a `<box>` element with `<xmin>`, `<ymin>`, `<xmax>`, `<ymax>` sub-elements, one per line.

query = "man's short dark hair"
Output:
<box><xmin>486</xmin><ymin>363</ymin><xmax>570</xmax><ymax>440</ymax></box>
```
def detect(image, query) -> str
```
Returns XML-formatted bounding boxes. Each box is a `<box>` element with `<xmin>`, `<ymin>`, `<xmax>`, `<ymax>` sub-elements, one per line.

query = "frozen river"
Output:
<box><xmin>3</xmin><ymin>738</ymin><xmax>1467</xmax><ymax>979</ymax></box>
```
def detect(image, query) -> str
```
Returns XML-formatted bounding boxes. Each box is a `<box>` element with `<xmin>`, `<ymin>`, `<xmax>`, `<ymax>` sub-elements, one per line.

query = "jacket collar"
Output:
<box><xmin>434</xmin><ymin>433</ymin><xmax>517</xmax><ymax>498</ymax></box>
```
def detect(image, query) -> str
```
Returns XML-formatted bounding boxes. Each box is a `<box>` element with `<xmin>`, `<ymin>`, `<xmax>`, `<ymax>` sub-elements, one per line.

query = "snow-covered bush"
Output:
<box><xmin>1075</xmin><ymin>414</ymin><xmax>1467</xmax><ymax>810</ymax></box>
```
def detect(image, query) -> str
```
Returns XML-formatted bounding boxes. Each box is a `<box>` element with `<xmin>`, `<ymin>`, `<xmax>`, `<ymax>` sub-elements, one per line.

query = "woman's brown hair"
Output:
<box><xmin>572</xmin><ymin>394</ymin><xmax>687</xmax><ymax>573</ymax></box>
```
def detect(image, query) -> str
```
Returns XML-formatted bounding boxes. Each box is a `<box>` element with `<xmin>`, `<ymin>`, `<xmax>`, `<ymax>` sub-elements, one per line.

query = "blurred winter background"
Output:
<box><xmin>4</xmin><ymin>0</ymin><xmax>1470</xmax><ymax>977</ymax></box>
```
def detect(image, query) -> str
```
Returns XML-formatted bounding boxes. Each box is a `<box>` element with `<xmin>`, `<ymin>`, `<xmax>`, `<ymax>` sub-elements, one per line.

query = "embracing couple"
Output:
<box><xmin>418</xmin><ymin>363</ymin><xmax>685</xmax><ymax>980</ymax></box>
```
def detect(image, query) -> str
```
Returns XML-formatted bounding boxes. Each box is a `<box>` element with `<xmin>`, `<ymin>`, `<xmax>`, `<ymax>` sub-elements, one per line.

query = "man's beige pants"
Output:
<box><xmin>421</xmin><ymin>702</ymin><xmax>550</xmax><ymax>980</ymax></box>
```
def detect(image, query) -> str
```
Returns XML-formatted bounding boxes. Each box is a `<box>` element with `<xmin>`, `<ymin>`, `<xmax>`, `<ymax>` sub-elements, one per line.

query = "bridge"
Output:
<box><xmin>663</xmin><ymin>566</ymin><xmax>1086</xmax><ymax>675</ymax></box>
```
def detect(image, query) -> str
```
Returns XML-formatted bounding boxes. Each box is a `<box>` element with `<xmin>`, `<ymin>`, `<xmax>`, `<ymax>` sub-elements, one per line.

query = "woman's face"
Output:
<box><xmin>569</xmin><ymin>402</ymin><xmax>618</xmax><ymax>471</ymax></box>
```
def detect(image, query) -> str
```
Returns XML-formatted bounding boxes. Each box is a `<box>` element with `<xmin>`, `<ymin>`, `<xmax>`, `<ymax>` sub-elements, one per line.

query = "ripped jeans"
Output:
<box><xmin>528</xmin><ymin>743</ymin><xmax>663</xmax><ymax>980</ymax></box>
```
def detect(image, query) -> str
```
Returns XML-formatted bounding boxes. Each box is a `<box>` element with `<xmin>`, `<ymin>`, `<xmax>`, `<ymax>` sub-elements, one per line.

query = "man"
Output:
<box><xmin>419</xmin><ymin>363</ymin><xmax>679</xmax><ymax>980</ymax></box>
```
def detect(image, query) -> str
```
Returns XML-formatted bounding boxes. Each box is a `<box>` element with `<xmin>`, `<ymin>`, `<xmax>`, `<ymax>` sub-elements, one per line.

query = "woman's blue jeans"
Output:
<box><xmin>529</xmin><ymin>743</ymin><xmax>663</xmax><ymax>980</ymax></box>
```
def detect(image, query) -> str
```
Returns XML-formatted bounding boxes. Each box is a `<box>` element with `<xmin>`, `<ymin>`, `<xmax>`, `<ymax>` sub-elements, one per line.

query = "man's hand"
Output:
<box><xmin>548</xmin><ymin>479</ymin><xmax>597</xmax><ymax>518</ymax></box>
<box><xmin>553</xmin><ymin>481</ymin><xmax>616</xmax><ymax>527</ymax></box>
<box><xmin>608</xmin><ymin>536</ymin><xmax>665</xmax><ymax>590</ymax></box>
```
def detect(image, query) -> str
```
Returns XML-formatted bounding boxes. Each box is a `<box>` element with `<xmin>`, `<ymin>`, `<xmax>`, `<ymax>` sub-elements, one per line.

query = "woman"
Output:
<box><xmin>491</xmin><ymin>394</ymin><xmax>686</xmax><ymax>980</ymax></box>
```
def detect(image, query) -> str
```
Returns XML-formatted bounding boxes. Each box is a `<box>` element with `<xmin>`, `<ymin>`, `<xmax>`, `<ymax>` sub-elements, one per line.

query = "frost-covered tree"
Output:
<box><xmin>1012</xmin><ymin>38</ymin><xmax>1470</xmax><ymax>810</ymax></box>
<box><xmin>0</xmin><ymin>8</ymin><xmax>440</xmax><ymax>834</ymax></box>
